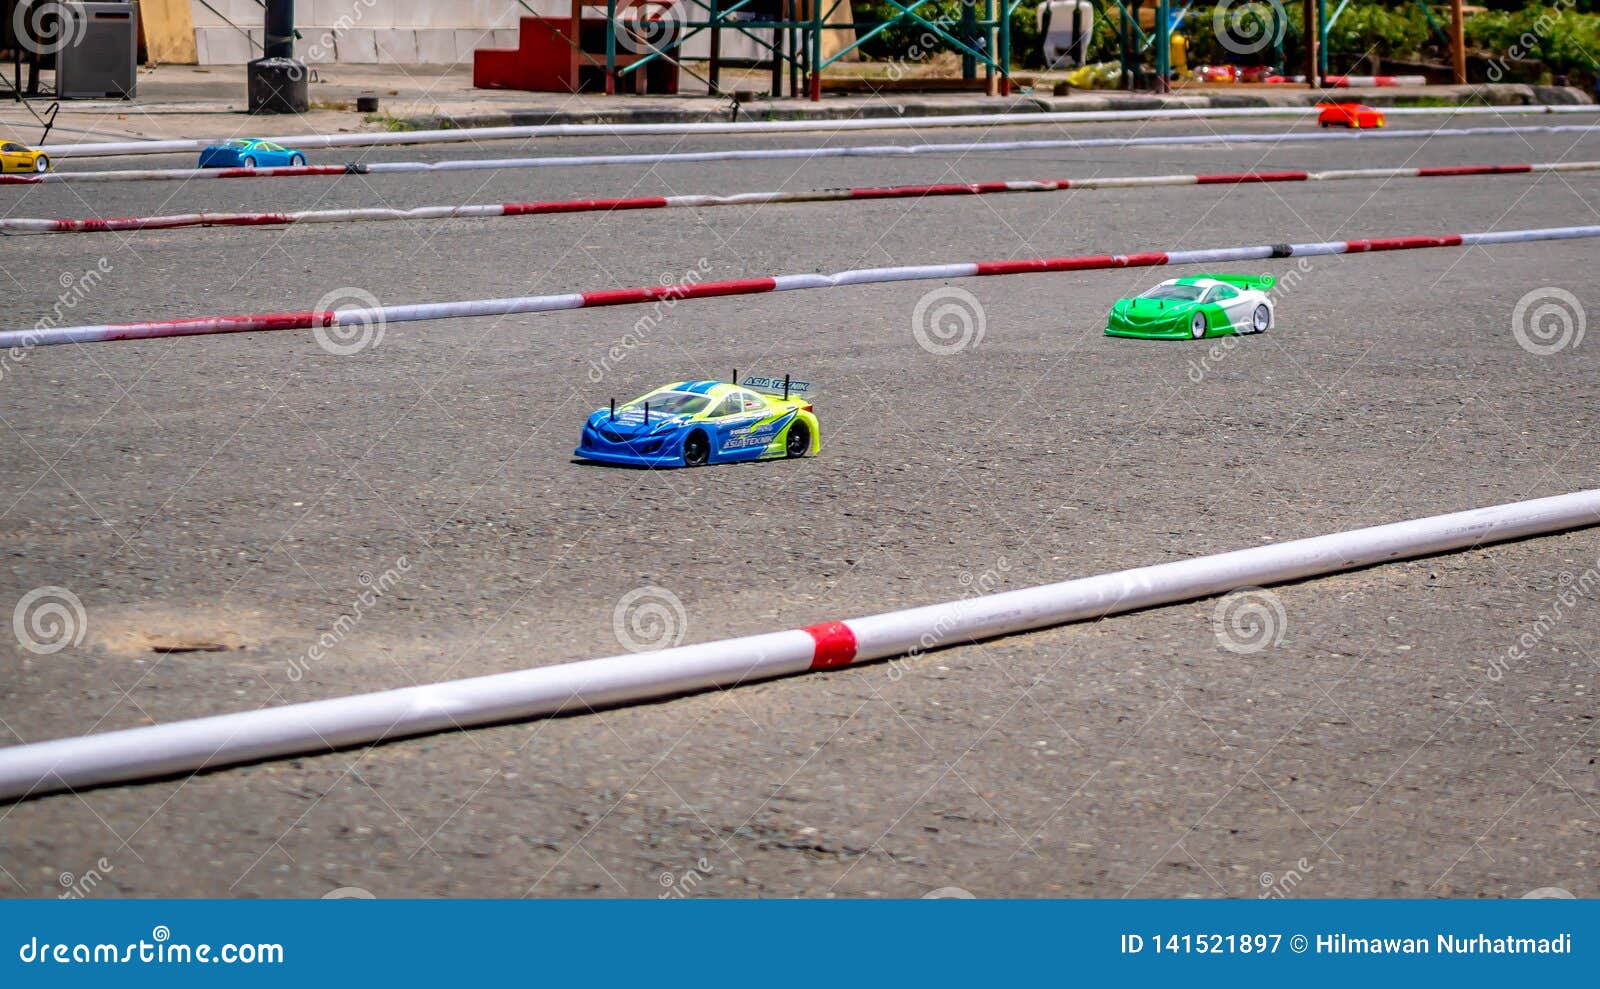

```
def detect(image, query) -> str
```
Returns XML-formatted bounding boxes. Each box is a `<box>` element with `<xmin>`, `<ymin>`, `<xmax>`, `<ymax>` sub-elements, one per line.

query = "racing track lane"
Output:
<box><xmin>0</xmin><ymin>115</ymin><xmax>1597</xmax><ymax>900</ymax></box>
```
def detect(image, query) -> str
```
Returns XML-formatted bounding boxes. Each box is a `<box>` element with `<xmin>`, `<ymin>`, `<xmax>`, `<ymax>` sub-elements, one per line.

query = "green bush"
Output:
<box><xmin>1322</xmin><ymin>3</ymin><xmax>1430</xmax><ymax>60</ymax></box>
<box><xmin>849</xmin><ymin>1</ymin><xmax>1600</xmax><ymax>80</ymax></box>
<box><xmin>1467</xmin><ymin>7</ymin><xmax>1600</xmax><ymax>78</ymax></box>
<box><xmin>843</xmin><ymin>0</ymin><xmax>1047</xmax><ymax>70</ymax></box>
<box><xmin>1010</xmin><ymin>3</ymin><xmax>1041</xmax><ymax>64</ymax></box>
<box><xmin>1181</xmin><ymin>2</ymin><xmax>1430</xmax><ymax>68</ymax></box>
<box><xmin>849</xmin><ymin>0</ymin><xmax>989</xmax><ymax>61</ymax></box>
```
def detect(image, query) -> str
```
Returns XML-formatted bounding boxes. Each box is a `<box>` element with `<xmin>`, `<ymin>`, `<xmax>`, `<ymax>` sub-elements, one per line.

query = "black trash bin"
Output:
<box><xmin>248</xmin><ymin>56</ymin><xmax>309</xmax><ymax>114</ymax></box>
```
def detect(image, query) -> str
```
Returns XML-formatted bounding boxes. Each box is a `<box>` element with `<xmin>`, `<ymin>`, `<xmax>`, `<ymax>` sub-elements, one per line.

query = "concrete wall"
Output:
<box><xmin>188</xmin><ymin>0</ymin><xmax>534</xmax><ymax>65</ymax></box>
<box><xmin>180</xmin><ymin>1</ymin><xmax>841</xmax><ymax>66</ymax></box>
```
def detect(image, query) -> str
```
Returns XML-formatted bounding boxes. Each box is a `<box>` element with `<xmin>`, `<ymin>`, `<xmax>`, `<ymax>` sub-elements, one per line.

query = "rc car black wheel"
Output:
<box><xmin>683</xmin><ymin>430</ymin><xmax>710</xmax><ymax>467</ymax></box>
<box><xmin>290</xmin><ymin>154</ymin><xmax>305</xmax><ymax>166</ymax></box>
<box><xmin>243</xmin><ymin>156</ymin><xmax>257</xmax><ymax>168</ymax></box>
<box><xmin>785</xmin><ymin>421</ymin><xmax>810</xmax><ymax>459</ymax></box>
<box><xmin>34</xmin><ymin>155</ymin><xmax>48</xmax><ymax>173</ymax></box>
<box><xmin>1251</xmin><ymin>304</ymin><xmax>1271</xmax><ymax>333</ymax></box>
<box><xmin>1190</xmin><ymin>313</ymin><xmax>1208</xmax><ymax>339</ymax></box>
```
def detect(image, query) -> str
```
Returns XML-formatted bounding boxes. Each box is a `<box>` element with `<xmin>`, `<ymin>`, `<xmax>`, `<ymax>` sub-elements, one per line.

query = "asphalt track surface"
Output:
<box><xmin>1</xmin><ymin>115</ymin><xmax>1597</xmax><ymax>898</ymax></box>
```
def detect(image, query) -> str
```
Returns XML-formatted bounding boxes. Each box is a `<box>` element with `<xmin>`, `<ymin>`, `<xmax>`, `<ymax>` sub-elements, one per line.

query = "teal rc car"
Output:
<box><xmin>1105</xmin><ymin>275</ymin><xmax>1276</xmax><ymax>340</ymax></box>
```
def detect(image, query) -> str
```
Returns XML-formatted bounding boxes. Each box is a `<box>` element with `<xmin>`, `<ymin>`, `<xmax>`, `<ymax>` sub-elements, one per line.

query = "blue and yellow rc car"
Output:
<box><xmin>576</xmin><ymin>375</ymin><xmax>819</xmax><ymax>468</ymax></box>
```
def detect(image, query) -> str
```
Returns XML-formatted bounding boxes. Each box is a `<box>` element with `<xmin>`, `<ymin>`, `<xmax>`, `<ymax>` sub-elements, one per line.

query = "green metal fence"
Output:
<box><xmin>601</xmin><ymin>0</ymin><xmax>1029</xmax><ymax>98</ymax></box>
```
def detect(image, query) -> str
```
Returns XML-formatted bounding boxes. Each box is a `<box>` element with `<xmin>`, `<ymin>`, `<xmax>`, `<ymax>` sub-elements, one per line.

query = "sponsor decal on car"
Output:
<box><xmin>742</xmin><ymin>374</ymin><xmax>812</xmax><ymax>397</ymax></box>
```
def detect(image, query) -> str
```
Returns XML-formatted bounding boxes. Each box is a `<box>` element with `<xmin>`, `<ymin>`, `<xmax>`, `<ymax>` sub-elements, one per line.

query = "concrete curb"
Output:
<box><xmin>381</xmin><ymin>97</ymin><xmax>1045</xmax><ymax>131</ymax></box>
<box><xmin>381</xmin><ymin>84</ymin><xmax>1593</xmax><ymax>132</ymax></box>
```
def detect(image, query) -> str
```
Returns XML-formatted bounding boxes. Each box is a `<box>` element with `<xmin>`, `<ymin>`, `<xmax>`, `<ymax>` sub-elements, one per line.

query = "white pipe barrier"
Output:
<box><xmin>15</xmin><ymin>124</ymin><xmax>1600</xmax><ymax>187</ymax></box>
<box><xmin>35</xmin><ymin>104</ymin><xmax>1600</xmax><ymax>158</ymax></box>
<box><xmin>1279</xmin><ymin>74</ymin><xmax>1430</xmax><ymax>86</ymax></box>
<box><xmin>4</xmin><ymin>222</ymin><xmax>1597</xmax><ymax>350</ymax></box>
<box><xmin>5</xmin><ymin>161</ymin><xmax>1585</xmax><ymax>236</ymax></box>
<box><xmin>2</xmin><ymin>489</ymin><xmax>1596</xmax><ymax>801</ymax></box>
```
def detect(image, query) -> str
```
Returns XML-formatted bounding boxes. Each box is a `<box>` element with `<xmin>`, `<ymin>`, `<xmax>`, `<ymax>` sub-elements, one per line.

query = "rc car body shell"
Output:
<box><xmin>575</xmin><ymin>380</ymin><xmax>820</xmax><ymax>468</ymax></box>
<box><xmin>1318</xmin><ymin>103</ymin><xmax>1386</xmax><ymax>129</ymax></box>
<box><xmin>1105</xmin><ymin>275</ymin><xmax>1276</xmax><ymax>340</ymax></box>
<box><xmin>198</xmin><ymin>139</ymin><xmax>307</xmax><ymax>168</ymax></box>
<box><xmin>0</xmin><ymin>140</ymin><xmax>49</xmax><ymax>174</ymax></box>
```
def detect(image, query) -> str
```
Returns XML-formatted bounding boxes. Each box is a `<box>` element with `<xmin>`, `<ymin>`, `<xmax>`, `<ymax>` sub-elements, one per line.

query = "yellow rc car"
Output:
<box><xmin>0</xmin><ymin>140</ymin><xmax>50</xmax><ymax>174</ymax></box>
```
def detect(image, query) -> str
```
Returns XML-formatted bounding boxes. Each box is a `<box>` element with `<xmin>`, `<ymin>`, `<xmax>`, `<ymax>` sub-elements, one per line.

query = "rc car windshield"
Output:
<box><xmin>224</xmin><ymin>140</ymin><xmax>252</xmax><ymax>148</ymax></box>
<box><xmin>624</xmin><ymin>392</ymin><xmax>709</xmax><ymax>416</ymax></box>
<box><xmin>1139</xmin><ymin>285</ymin><xmax>1204</xmax><ymax>301</ymax></box>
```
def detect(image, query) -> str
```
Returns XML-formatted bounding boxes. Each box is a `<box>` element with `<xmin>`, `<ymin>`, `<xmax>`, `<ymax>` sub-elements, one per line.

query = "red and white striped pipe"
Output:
<box><xmin>0</xmin><ymin>162</ymin><xmax>367</xmax><ymax>186</ymax></box>
<box><xmin>1</xmin><ymin>487</ymin><xmax>1595</xmax><ymax>801</ymax></box>
<box><xmin>3</xmin><ymin>161</ymin><xmax>1589</xmax><ymax>236</ymax></box>
<box><xmin>33</xmin><ymin>103</ymin><xmax>1600</xmax><ymax>159</ymax></box>
<box><xmin>4</xmin><ymin>223</ymin><xmax>1596</xmax><ymax>351</ymax></box>
<box><xmin>7</xmin><ymin>123</ymin><xmax>1598</xmax><ymax>186</ymax></box>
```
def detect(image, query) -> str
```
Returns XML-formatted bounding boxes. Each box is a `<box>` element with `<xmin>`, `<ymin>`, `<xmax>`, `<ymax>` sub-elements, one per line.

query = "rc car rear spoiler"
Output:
<box><xmin>739</xmin><ymin>373</ymin><xmax>813</xmax><ymax>400</ymax></box>
<box><xmin>1207</xmin><ymin>274</ymin><xmax>1276</xmax><ymax>291</ymax></box>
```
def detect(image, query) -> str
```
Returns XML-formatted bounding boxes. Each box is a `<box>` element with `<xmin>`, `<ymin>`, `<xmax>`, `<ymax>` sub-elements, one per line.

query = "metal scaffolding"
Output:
<box><xmin>602</xmin><ymin>0</ymin><xmax>1029</xmax><ymax>99</ymax></box>
<box><xmin>598</xmin><ymin>0</ymin><xmax>1472</xmax><ymax>99</ymax></box>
